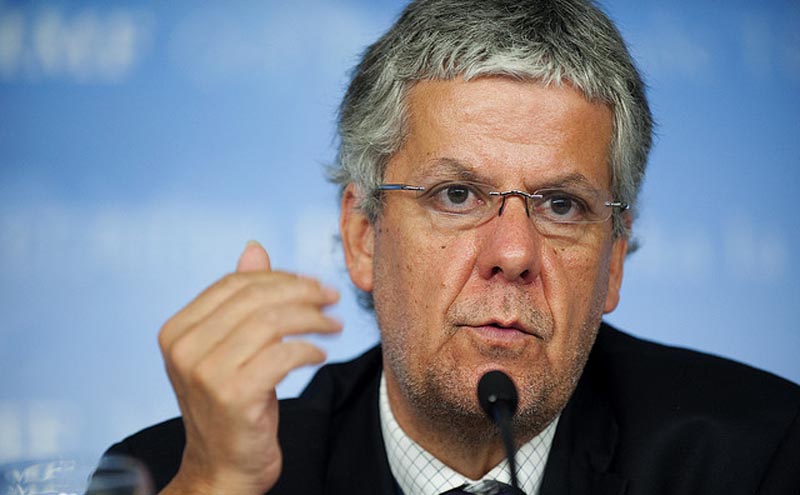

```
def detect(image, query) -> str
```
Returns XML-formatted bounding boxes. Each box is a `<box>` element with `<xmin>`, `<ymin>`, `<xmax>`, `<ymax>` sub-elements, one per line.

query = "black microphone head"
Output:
<box><xmin>477</xmin><ymin>370</ymin><xmax>518</xmax><ymax>419</ymax></box>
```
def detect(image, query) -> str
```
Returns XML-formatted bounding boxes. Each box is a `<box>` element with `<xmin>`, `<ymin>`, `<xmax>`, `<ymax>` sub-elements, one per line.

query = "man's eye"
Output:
<box><xmin>549</xmin><ymin>196</ymin><xmax>575</xmax><ymax>216</ymax></box>
<box><xmin>445</xmin><ymin>185</ymin><xmax>470</xmax><ymax>204</ymax></box>
<box><xmin>427</xmin><ymin>182</ymin><xmax>485</xmax><ymax>213</ymax></box>
<box><xmin>537</xmin><ymin>192</ymin><xmax>588</xmax><ymax>221</ymax></box>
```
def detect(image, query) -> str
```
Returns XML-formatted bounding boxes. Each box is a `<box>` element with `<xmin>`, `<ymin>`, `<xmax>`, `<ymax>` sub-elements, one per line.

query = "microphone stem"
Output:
<box><xmin>494</xmin><ymin>405</ymin><xmax>520</xmax><ymax>491</ymax></box>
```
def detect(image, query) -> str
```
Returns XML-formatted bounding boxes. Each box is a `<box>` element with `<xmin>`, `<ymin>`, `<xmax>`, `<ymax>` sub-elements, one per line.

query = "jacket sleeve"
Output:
<box><xmin>92</xmin><ymin>418</ymin><xmax>186</xmax><ymax>493</ymax></box>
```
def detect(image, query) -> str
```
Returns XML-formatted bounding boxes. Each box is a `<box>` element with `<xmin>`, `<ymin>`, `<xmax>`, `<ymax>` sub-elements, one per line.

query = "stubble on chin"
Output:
<box><xmin>381</xmin><ymin>290</ymin><xmax>597</xmax><ymax>446</ymax></box>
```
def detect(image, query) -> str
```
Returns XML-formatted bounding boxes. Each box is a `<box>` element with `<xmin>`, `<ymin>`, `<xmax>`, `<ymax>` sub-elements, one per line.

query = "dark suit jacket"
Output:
<box><xmin>105</xmin><ymin>323</ymin><xmax>800</xmax><ymax>494</ymax></box>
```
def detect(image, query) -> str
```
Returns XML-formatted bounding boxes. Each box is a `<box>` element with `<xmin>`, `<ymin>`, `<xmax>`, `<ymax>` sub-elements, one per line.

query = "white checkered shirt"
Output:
<box><xmin>379</xmin><ymin>373</ymin><xmax>560</xmax><ymax>495</ymax></box>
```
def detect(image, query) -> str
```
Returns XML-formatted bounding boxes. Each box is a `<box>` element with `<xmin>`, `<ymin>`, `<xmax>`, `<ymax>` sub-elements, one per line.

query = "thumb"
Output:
<box><xmin>236</xmin><ymin>240</ymin><xmax>271</xmax><ymax>273</ymax></box>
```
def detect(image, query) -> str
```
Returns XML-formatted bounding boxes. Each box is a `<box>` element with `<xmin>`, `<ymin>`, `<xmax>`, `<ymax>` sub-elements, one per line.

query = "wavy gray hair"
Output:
<box><xmin>330</xmin><ymin>0</ymin><xmax>653</xmax><ymax>306</ymax></box>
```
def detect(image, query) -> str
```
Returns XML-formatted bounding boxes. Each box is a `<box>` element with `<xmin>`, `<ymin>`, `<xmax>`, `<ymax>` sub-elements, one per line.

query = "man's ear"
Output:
<box><xmin>604</xmin><ymin>216</ymin><xmax>631</xmax><ymax>314</ymax></box>
<box><xmin>340</xmin><ymin>183</ymin><xmax>375</xmax><ymax>293</ymax></box>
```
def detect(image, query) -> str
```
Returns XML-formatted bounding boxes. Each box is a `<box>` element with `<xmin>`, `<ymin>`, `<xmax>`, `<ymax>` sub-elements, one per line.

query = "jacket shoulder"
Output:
<box><xmin>591</xmin><ymin>323</ymin><xmax>800</xmax><ymax>491</ymax></box>
<box><xmin>594</xmin><ymin>323</ymin><xmax>800</xmax><ymax>412</ymax></box>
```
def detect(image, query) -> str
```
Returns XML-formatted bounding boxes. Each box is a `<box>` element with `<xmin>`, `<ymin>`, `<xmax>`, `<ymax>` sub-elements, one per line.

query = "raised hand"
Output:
<box><xmin>157</xmin><ymin>241</ymin><xmax>341</xmax><ymax>495</ymax></box>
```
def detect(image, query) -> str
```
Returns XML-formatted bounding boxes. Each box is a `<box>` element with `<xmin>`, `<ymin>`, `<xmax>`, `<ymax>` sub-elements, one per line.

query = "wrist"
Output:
<box><xmin>163</xmin><ymin>464</ymin><xmax>269</xmax><ymax>495</ymax></box>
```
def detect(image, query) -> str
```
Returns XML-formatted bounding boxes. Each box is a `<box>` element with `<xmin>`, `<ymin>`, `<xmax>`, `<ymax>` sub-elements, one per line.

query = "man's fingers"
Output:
<box><xmin>178</xmin><ymin>341</ymin><xmax>326</xmax><ymax>411</ymax></box>
<box><xmin>196</xmin><ymin>304</ymin><xmax>342</xmax><ymax>374</ymax></box>
<box><xmin>237</xmin><ymin>240</ymin><xmax>271</xmax><ymax>273</ymax></box>
<box><xmin>161</xmin><ymin>276</ymin><xmax>339</xmax><ymax>356</ymax></box>
<box><xmin>239</xmin><ymin>340</ymin><xmax>327</xmax><ymax>391</ymax></box>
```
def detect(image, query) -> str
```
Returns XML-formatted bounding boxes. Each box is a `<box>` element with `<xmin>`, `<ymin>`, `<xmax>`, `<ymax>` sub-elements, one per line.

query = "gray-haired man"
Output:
<box><xmin>103</xmin><ymin>1</ymin><xmax>800</xmax><ymax>493</ymax></box>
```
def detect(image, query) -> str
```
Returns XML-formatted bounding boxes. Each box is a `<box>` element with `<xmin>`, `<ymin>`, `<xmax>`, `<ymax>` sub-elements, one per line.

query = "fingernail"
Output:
<box><xmin>246</xmin><ymin>239</ymin><xmax>262</xmax><ymax>248</ymax></box>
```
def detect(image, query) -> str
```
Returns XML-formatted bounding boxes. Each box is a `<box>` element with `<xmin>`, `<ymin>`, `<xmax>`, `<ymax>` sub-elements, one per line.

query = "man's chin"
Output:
<box><xmin>446</xmin><ymin>338</ymin><xmax>548</xmax><ymax>388</ymax></box>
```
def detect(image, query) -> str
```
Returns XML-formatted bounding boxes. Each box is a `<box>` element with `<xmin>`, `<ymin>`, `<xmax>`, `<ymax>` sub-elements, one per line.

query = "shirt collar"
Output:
<box><xmin>379</xmin><ymin>372</ymin><xmax>560</xmax><ymax>495</ymax></box>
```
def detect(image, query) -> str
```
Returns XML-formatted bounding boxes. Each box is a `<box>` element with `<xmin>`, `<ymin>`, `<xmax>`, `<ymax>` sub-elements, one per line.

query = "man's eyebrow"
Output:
<box><xmin>418</xmin><ymin>159</ymin><xmax>601</xmax><ymax>190</ymax></box>
<box><xmin>421</xmin><ymin>158</ymin><xmax>490</xmax><ymax>183</ymax></box>
<box><xmin>534</xmin><ymin>172</ymin><xmax>597</xmax><ymax>190</ymax></box>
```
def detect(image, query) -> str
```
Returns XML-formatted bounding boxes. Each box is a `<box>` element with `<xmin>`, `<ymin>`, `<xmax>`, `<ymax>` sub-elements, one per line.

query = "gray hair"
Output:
<box><xmin>330</xmin><ymin>0</ymin><xmax>653</xmax><ymax>306</ymax></box>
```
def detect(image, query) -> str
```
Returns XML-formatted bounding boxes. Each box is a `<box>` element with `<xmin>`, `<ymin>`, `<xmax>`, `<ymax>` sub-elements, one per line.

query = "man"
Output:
<box><xmin>103</xmin><ymin>0</ymin><xmax>800</xmax><ymax>494</ymax></box>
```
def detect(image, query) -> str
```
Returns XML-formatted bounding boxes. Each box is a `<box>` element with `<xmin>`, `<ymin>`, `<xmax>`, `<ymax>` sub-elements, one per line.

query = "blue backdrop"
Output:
<box><xmin>1</xmin><ymin>0</ymin><xmax>798</xmax><ymax>465</ymax></box>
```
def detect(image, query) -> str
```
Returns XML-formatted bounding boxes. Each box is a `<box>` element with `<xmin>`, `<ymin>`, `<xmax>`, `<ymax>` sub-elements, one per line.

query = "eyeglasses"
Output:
<box><xmin>378</xmin><ymin>180</ymin><xmax>628</xmax><ymax>239</ymax></box>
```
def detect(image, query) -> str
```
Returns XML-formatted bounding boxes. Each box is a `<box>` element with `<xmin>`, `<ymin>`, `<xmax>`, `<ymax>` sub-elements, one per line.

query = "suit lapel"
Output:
<box><xmin>540</xmin><ymin>327</ymin><xmax>629</xmax><ymax>495</ymax></box>
<box><xmin>318</xmin><ymin>347</ymin><xmax>397</xmax><ymax>495</ymax></box>
<box><xmin>323</xmin><ymin>375</ymin><xmax>396</xmax><ymax>495</ymax></box>
<box><xmin>275</xmin><ymin>347</ymin><xmax>396</xmax><ymax>495</ymax></box>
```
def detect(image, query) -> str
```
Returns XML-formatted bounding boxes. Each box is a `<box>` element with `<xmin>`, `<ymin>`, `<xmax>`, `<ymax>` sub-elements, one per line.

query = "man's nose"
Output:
<box><xmin>476</xmin><ymin>193</ymin><xmax>541</xmax><ymax>284</ymax></box>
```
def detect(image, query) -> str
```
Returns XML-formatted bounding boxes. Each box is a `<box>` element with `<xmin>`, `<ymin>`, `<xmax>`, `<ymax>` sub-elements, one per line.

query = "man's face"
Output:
<box><xmin>343</xmin><ymin>77</ymin><xmax>627</xmax><ymax>438</ymax></box>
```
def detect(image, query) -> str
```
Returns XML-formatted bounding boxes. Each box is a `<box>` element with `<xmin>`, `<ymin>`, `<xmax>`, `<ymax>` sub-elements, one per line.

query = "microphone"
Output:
<box><xmin>478</xmin><ymin>370</ymin><xmax>522</xmax><ymax>492</ymax></box>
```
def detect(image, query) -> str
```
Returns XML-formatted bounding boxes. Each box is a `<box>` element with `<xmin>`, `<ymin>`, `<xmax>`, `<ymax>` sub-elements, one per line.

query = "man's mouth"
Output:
<box><xmin>464</xmin><ymin>319</ymin><xmax>545</xmax><ymax>340</ymax></box>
